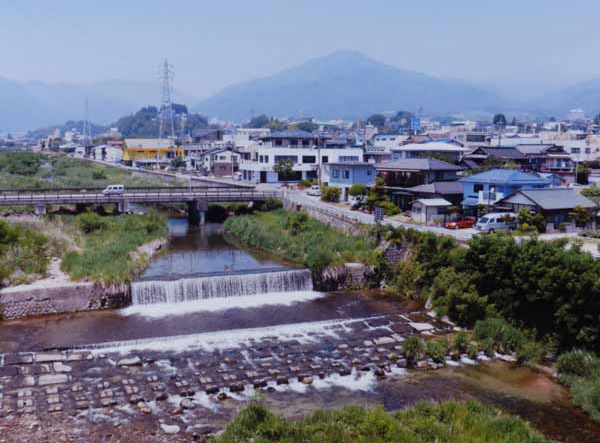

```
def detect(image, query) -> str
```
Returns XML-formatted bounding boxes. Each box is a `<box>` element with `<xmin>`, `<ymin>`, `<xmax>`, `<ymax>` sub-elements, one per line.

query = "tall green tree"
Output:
<box><xmin>493</xmin><ymin>113</ymin><xmax>507</xmax><ymax>127</ymax></box>
<box><xmin>366</xmin><ymin>114</ymin><xmax>386</xmax><ymax>128</ymax></box>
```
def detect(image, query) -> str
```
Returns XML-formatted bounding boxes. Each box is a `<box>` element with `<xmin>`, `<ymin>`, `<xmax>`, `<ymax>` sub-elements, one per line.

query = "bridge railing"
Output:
<box><xmin>0</xmin><ymin>189</ymin><xmax>282</xmax><ymax>204</ymax></box>
<box><xmin>0</xmin><ymin>185</ymin><xmax>254</xmax><ymax>195</ymax></box>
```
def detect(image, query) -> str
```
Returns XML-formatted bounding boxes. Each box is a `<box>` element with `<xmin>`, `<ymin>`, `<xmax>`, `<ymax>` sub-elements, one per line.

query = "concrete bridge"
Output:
<box><xmin>0</xmin><ymin>186</ymin><xmax>281</xmax><ymax>224</ymax></box>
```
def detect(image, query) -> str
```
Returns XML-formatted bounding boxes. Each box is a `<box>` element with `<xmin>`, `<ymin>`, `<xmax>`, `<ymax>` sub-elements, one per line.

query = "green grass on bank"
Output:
<box><xmin>557</xmin><ymin>350</ymin><xmax>600</xmax><ymax>422</ymax></box>
<box><xmin>214</xmin><ymin>401</ymin><xmax>549</xmax><ymax>443</ymax></box>
<box><xmin>61</xmin><ymin>211</ymin><xmax>168</xmax><ymax>284</ymax></box>
<box><xmin>0</xmin><ymin>151</ymin><xmax>179</xmax><ymax>190</ymax></box>
<box><xmin>224</xmin><ymin>209</ymin><xmax>377</xmax><ymax>271</ymax></box>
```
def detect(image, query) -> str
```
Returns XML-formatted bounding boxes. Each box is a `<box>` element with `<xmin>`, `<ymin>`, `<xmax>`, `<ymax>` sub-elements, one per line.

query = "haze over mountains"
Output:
<box><xmin>2</xmin><ymin>50</ymin><xmax>599</xmax><ymax>131</ymax></box>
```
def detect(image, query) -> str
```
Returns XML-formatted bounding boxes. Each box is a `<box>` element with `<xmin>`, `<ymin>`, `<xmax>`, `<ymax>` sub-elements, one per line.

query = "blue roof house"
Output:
<box><xmin>325</xmin><ymin>162</ymin><xmax>376</xmax><ymax>201</ymax></box>
<box><xmin>460</xmin><ymin>169</ymin><xmax>550</xmax><ymax>210</ymax></box>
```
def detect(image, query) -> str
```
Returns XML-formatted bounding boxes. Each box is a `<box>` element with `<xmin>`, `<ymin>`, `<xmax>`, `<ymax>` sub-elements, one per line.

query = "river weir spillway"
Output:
<box><xmin>131</xmin><ymin>268</ymin><xmax>314</xmax><ymax>305</ymax></box>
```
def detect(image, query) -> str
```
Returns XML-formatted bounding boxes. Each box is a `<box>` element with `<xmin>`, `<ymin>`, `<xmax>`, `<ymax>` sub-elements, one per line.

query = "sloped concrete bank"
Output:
<box><xmin>0</xmin><ymin>282</ymin><xmax>130</xmax><ymax>319</ymax></box>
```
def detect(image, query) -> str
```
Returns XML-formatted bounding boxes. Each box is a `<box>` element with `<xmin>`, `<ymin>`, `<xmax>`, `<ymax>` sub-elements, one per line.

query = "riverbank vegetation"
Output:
<box><xmin>557</xmin><ymin>350</ymin><xmax>600</xmax><ymax>422</ymax></box>
<box><xmin>0</xmin><ymin>151</ymin><xmax>178</xmax><ymax>190</ymax></box>
<box><xmin>0</xmin><ymin>211</ymin><xmax>168</xmax><ymax>287</ymax></box>
<box><xmin>61</xmin><ymin>210</ymin><xmax>168</xmax><ymax>283</ymax></box>
<box><xmin>0</xmin><ymin>219</ymin><xmax>55</xmax><ymax>286</ymax></box>
<box><xmin>215</xmin><ymin>401</ymin><xmax>549</xmax><ymax>443</ymax></box>
<box><xmin>224</xmin><ymin>209</ymin><xmax>376</xmax><ymax>271</ymax></box>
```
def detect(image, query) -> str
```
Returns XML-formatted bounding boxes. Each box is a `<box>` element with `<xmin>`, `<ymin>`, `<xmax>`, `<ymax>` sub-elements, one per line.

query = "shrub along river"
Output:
<box><xmin>0</xmin><ymin>217</ymin><xmax>599</xmax><ymax>442</ymax></box>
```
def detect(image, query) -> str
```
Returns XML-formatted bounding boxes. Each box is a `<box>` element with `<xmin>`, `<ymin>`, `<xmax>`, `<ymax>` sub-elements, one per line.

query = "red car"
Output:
<box><xmin>445</xmin><ymin>218</ymin><xmax>476</xmax><ymax>230</ymax></box>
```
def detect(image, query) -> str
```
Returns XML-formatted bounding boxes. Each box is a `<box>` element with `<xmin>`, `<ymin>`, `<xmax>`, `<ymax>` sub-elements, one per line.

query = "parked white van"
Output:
<box><xmin>476</xmin><ymin>212</ymin><xmax>517</xmax><ymax>233</ymax></box>
<box><xmin>102</xmin><ymin>184</ymin><xmax>125</xmax><ymax>195</ymax></box>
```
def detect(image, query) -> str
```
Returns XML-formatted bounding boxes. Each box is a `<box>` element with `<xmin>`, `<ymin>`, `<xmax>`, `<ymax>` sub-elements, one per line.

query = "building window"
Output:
<box><xmin>274</xmin><ymin>155</ymin><xmax>298</xmax><ymax>163</ymax></box>
<box><xmin>275</xmin><ymin>139</ymin><xmax>283</xmax><ymax>147</ymax></box>
<box><xmin>339</xmin><ymin>156</ymin><xmax>359</xmax><ymax>162</ymax></box>
<box><xmin>290</xmin><ymin>139</ymin><xmax>298</xmax><ymax>147</ymax></box>
<box><xmin>474</xmin><ymin>184</ymin><xmax>484</xmax><ymax>193</ymax></box>
<box><xmin>571</xmin><ymin>148</ymin><xmax>581</xmax><ymax>154</ymax></box>
<box><xmin>332</xmin><ymin>169</ymin><xmax>339</xmax><ymax>179</ymax></box>
<box><xmin>322</xmin><ymin>156</ymin><xmax>329</xmax><ymax>163</ymax></box>
<box><xmin>342</xmin><ymin>170</ymin><xmax>350</xmax><ymax>179</ymax></box>
<box><xmin>367</xmin><ymin>169</ymin><xmax>373</xmax><ymax>176</ymax></box>
<box><xmin>302</xmin><ymin>140</ymin><xmax>310</xmax><ymax>147</ymax></box>
<box><xmin>263</xmin><ymin>155</ymin><xmax>269</xmax><ymax>163</ymax></box>
<box><xmin>302</xmin><ymin>155</ymin><xmax>316</xmax><ymax>164</ymax></box>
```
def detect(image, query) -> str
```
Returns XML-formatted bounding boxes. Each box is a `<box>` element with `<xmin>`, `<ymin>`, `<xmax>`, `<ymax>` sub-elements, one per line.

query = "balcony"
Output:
<box><xmin>478</xmin><ymin>190</ymin><xmax>504</xmax><ymax>205</ymax></box>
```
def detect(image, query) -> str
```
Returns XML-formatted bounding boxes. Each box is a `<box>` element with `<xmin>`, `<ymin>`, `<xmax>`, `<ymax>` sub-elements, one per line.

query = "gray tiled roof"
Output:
<box><xmin>408</xmin><ymin>181</ymin><xmax>463</xmax><ymax>195</ymax></box>
<box><xmin>376</xmin><ymin>158</ymin><xmax>463</xmax><ymax>172</ymax></box>
<box><xmin>501</xmin><ymin>188</ymin><xmax>596</xmax><ymax>210</ymax></box>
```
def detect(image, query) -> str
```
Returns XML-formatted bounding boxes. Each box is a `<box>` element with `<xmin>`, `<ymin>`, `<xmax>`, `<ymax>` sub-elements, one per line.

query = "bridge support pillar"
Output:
<box><xmin>117</xmin><ymin>201</ymin><xmax>130</xmax><ymax>214</ymax></box>
<box><xmin>34</xmin><ymin>204</ymin><xmax>47</xmax><ymax>216</ymax></box>
<box><xmin>188</xmin><ymin>200</ymin><xmax>208</xmax><ymax>226</ymax></box>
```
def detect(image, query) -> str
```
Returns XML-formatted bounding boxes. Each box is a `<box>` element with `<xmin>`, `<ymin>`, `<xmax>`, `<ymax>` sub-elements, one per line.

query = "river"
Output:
<box><xmin>0</xmin><ymin>216</ymin><xmax>598</xmax><ymax>442</ymax></box>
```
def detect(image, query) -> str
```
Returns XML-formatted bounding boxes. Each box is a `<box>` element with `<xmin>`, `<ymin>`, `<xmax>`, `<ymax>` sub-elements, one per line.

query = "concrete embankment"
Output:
<box><xmin>0</xmin><ymin>238</ymin><xmax>167</xmax><ymax>320</ymax></box>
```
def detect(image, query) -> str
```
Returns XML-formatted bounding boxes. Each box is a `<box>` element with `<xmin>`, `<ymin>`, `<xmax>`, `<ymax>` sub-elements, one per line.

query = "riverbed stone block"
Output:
<box><xmin>38</xmin><ymin>374</ymin><xmax>69</xmax><ymax>386</ymax></box>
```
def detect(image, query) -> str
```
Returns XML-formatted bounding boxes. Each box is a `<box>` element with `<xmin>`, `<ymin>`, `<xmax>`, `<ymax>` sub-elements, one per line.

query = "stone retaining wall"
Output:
<box><xmin>313</xmin><ymin>263</ymin><xmax>373</xmax><ymax>292</ymax></box>
<box><xmin>283</xmin><ymin>196</ymin><xmax>363</xmax><ymax>235</ymax></box>
<box><xmin>0</xmin><ymin>282</ymin><xmax>130</xmax><ymax>319</ymax></box>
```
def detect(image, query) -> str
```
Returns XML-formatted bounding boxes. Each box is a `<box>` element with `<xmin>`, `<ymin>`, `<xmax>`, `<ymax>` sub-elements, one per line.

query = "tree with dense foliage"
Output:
<box><xmin>570</xmin><ymin>205</ymin><xmax>593</xmax><ymax>227</ymax></box>
<box><xmin>0</xmin><ymin>152</ymin><xmax>42</xmax><ymax>175</ymax></box>
<box><xmin>366</xmin><ymin>113</ymin><xmax>386</xmax><ymax>128</ymax></box>
<box><xmin>273</xmin><ymin>158</ymin><xmax>295</xmax><ymax>180</ymax></box>
<box><xmin>349</xmin><ymin>183</ymin><xmax>368</xmax><ymax>198</ymax></box>
<box><xmin>493</xmin><ymin>113</ymin><xmax>507</xmax><ymax>127</ymax></box>
<box><xmin>114</xmin><ymin>104</ymin><xmax>207</xmax><ymax>138</ymax></box>
<box><xmin>295</xmin><ymin>121</ymin><xmax>318</xmax><ymax>132</ymax></box>
<box><xmin>576</xmin><ymin>164</ymin><xmax>591</xmax><ymax>185</ymax></box>
<box><xmin>247</xmin><ymin>114</ymin><xmax>270</xmax><ymax>128</ymax></box>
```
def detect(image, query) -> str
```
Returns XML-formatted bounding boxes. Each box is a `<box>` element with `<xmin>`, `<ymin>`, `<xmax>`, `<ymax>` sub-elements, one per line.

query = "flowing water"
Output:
<box><xmin>1</xmin><ymin>216</ymin><xmax>599</xmax><ymax>442</ymax></box>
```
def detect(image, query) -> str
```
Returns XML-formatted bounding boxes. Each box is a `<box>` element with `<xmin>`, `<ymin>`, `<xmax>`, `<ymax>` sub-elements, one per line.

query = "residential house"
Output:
<box><xmin>376</xmin><ymin>158</ymin><xmax>463</xmax><ymax>209</ymax></box>
<box><xmin>497</xmin><ymin>188</ymin><xmax>596</xmax><ymax>230</ymax></box>
<box><xmin>514</xmin><ymin>144</ymin><xmax>573</xmax><ymax>173</ymax></box>
<box><xmin>195</xmin><ymin>147</ymin><xmax>242</xmax><ymax>177</ymax></box>
<box><xmin>391</xmin><ymin>142</ymin><xmax>471</xmax><ymax>160</ymax></box>
<box><xmin>325</xmin><ymin>162</ymin><xmax>376</xmax><ymax>201</ymax></box>
<box><xmin>239</xmin><ymin>130</ymin><xmax>363</xmax><ymax>184</ymax></box>
<box><xmin>406</xmin><ymin>181</ymin><xmax>464</xmax><ymax>207</ymax></box>
<box><xmin>462</xmin><ymin>146</ymin><xmax>528</xmax><ymax>169</ymax></box>
<box><xmin>460</xmin><ymin>169</ymin><xmax>551</xmax><ymax>212</ymax></box>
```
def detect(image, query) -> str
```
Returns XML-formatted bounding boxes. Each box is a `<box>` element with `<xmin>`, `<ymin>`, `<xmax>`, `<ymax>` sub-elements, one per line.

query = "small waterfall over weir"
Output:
<box><xmin>131</xmin><ymin>268</ymin><xmax>314</xmax><ymax>305</ymax></box>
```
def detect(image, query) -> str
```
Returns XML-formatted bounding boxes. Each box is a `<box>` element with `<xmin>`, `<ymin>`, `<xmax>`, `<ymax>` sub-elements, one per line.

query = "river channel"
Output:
<box><xmin>1</xmin><ymin>217</ymin><xmax>599</xmax><ymax>442</ymax></box>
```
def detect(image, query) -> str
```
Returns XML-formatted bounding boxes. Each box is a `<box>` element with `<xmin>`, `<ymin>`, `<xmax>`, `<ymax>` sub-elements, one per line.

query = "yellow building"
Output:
<box><xmin>122</xmin><ymin>138</ymin><xmax>184</xmax><ymax>167</ymax></box>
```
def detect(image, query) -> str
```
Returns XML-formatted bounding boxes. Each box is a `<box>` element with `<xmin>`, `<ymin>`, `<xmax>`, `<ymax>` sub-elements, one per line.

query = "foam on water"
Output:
<box><xmin>120</xmin><ymin>290</ymin><xmax>325</xmax><ymax>318</ymax></box>
<box><xmin>83</xmin><ymin>316</ymin><xmax>386</xmax><ymax>354</ymax></box>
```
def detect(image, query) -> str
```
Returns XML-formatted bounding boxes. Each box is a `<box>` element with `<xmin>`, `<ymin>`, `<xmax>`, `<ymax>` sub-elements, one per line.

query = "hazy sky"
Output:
<box><xmin>1</xmin><ymin>0</ymin><xmax>599</xmax><ymax>98</ymax></box>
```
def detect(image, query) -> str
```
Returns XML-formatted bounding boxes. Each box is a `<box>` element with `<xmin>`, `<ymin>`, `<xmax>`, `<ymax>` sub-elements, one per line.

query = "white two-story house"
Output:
<box><xmin>239</xmin><ymin>130</ymin><xmax>364</xmax><ymax>184</ymax></box>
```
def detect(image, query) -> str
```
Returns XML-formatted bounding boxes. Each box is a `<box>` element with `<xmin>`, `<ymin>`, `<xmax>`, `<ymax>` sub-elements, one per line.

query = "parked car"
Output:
<box><xmin>102</xmin><ymin>184</ymin><xmax>125</xmax><ymax>195</ymax></box>
<box><xmin>475</xmin><ymin>212</ymin><xmax>517</xmax><ymax>233</ymax></box>
<box><xmin>307</xmin><ymin>185</ymin><xmax>321</xmax><ymax>196</ymax></box>
<box><xmin>444</xmin><ymin>217</ymin><xmax>476</xmax><ymax>230</ymax></box>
